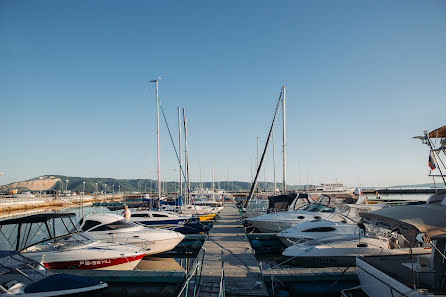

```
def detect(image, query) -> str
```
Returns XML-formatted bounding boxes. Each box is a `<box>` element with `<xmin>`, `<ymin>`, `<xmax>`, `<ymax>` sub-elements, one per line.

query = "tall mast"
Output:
<box><xmin>150</xmin><ymin>79</ymin><xmax>161</xmax><ymax>201</ymax></box>
<box><xmin>183</xmin><ymin>108</ymin><xmax>190</xmax><ymax>204</ymax></box>
<box><xmin>272</xmin><ymin>130</ymin><xmax>276</xmax><ymax>194</ymax></box>
<box><xmin>282</xmin><ymin>86</ymin><xmax>287</xmax><ymax>194</ymax></box>
<box><xmin>257</xmin><ymin>136</ymin><xmax>259</xmax><ymax>193</ymax></box>
<box><xmin>178</xmin><ymin>107</ymin><xmax>182</xmax><ymax>198</ymax></box>
<box><xmin>212</xmin><ymin>168</ymin><xmax>215</xmax><ymax>200</ymax></box>
<box><xmin>245</xmin><ymin>88</ymin><xmax>284</xmax><ymax>207</ymax></box>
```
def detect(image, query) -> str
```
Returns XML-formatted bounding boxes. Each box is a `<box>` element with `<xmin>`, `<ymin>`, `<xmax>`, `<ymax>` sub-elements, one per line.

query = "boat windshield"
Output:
<box><xmin>300</xmin><ymin>203</ymin><xmax>335</xmax><ymax>213</ymax></box>
<box><xmin>0</xmin><ymin>214</ymin><xmax>84</xmax><ymax>251</ymax></box>
<box><xmin>90</xmin><ymin>219</ymin><xmax>135</xmax><ymax>232</ymax></box>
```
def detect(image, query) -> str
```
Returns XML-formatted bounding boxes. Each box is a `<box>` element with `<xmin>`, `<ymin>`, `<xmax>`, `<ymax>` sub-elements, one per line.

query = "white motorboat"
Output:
<box><xmin>0</xmin><ymin>250</ymin><xmax>108</xmax><ymax>297</ymax></box>
<box><xmin>0</xmin><ymin>213</ymin><xmax>146</xmax><ymax>271</ymax></box>
<box><xmin>130</xmin><ymin>210</ymin><xmax>207</xmax><ymax>234</ymax></box>
<box><xmin>245</xmin><ymin>194</ymin><xmax>358</xmax><ymax>233</ymax></box>
<box><xmin>277</xmin><ymin>219</ymin><xmax>359</xmax><ymax>247</ymax></box>
<box><xmin>282</xmin><ymin>231</ymin><xmax>430</xmax><ymax>267</ymax></box>
<box><xmin>78</xmin><ymin>213</ymin><xmax>185</xmax><ymax>255</ymax></box>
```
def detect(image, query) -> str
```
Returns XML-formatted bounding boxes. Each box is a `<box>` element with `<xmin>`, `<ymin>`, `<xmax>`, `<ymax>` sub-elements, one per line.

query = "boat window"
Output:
<box><xmin>90</xmin><ymin>220</ymin><xmax>133</xmax><ymax>231</ymax></box>
<box><xmin>341</xmin><ymin>198</ymin><xmax>355</xmax><ymax>204</ymax></box>
<box><xmin>301</xmin><ymin>203</ymin><xmax>335</xmax><ymax>213</ymax></box>
<box><xmin>81</xmin><ymin>220</ymin><xmax>101</xmax><ymax>231</ymax></box>
<box><xmin>315</xmin><ymin>195</ymin><xmax>331</xmax><ymax>207</ymax></box>
<box><xmin>132</xmin><ymin>213</ymin><xmax>149</xmax><ymax>218</ymax></box>
<box><xmin>152</xmin><ymin>214</ymin><xmax>168</xmax><ymax>217</ymax></box>
<box><xmin>302</xmin><ymin>227</ymin><xmax>336</xmax><ymax>232</ymax></box>
<box><xmin>293</xmin><ymin>199</ymin><xmax>310</xmax><ymax>210</ymax></box>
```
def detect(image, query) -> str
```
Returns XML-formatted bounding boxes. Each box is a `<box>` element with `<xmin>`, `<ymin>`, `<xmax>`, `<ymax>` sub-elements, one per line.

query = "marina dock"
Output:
<box><xmin>197</xmin><ymin>203</ymin><xmax>268</xmax><ymax>297</ymax></box>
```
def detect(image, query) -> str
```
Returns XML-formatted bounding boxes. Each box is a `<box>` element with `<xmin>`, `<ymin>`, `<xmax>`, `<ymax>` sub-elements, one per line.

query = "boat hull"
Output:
<box><xmin>41</xmin><ymin>254</ymin><xmax>145</xmax><ymax>270</ymax></box>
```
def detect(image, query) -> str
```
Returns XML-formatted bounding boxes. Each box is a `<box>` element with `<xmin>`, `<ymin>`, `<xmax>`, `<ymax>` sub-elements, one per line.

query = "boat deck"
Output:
<box><xmin>197</xmin><ymin>203</ymin><xmax>268</xmax><ymax>297</ymax></box>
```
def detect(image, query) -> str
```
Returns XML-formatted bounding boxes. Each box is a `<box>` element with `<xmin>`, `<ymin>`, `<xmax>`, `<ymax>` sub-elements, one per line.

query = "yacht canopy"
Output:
<box><xmin>361</xmin><ymin>204</ymin><xmax>446</xmax><ymax>242</ymax></box>
<box><xmin>268</xmin><ymin>193</ymin><xmax>298</xmax><ymax>210</ymax></box>
<box><xmin>0</xmin><ymin>213</ymin><xmax>76</xmax><ymax>225</ymax></box>
<box><xmin>428</xmin><ymin>125</ymin><xmax>446</xmax><ymax>138</ymax></box>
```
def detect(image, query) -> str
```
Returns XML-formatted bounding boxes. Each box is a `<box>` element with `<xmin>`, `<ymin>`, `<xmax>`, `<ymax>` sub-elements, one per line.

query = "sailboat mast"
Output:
<box><xmin>282</xmin><ymin>86</ymin><xmax>287</xmax><ymax>194</ymax></box>
<box><xmin>178</xmin><ymin>107</ymin><xmax>182</xmax><ymax>198</ymax></box>
<box><xmin>272</xmin><ymin>130</ymin><xmax>276</xmax><ymax>194</ymax></box>
<box><xmin>212</xmin><ymin>168</ymin><xmax>215</xmax><ymax>200</ymax></box>
<box><xmin>245</xmin><ymin>88</ymin><xmax>284</xmax><ymax>206</ymax></box>
<box><xmin>150</xmin><ymin>79</ymin><xmax>161</xmax><ymax>201</ymax></box>
<box><xmin>257</xmin><ymin>136</ymin><xmax>259</xmax><ymax>193</ymax></box>
<box><xmin>183</xmin><ymin>108</ymin><xmax>190</xmax><ymax>204</ymax></box>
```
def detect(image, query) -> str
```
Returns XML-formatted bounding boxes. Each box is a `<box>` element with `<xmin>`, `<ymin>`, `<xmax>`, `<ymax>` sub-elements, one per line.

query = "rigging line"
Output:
<box><xmin>159</xmin><ymin>104</ymin><xmax>191</xmax><ymax>196</ymax></box>
<box><xmin>138</xmin><ymin>84</ymin><xmax>150</xmax><ymax>111</ymax></box>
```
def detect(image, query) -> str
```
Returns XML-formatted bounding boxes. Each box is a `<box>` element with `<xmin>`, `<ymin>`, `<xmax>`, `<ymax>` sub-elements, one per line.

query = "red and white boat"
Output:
<box><xmin>0</xmin><ymin>213</ymin><xmax>146</xmax><ymax>270</ymax></box>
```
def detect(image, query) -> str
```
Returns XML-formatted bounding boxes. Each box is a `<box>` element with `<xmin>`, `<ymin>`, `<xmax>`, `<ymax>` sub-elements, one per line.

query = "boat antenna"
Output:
<box><xmin>244</xmin><ymin>87</ymin><xmax>284</xmax><ymax>208</ymax></box>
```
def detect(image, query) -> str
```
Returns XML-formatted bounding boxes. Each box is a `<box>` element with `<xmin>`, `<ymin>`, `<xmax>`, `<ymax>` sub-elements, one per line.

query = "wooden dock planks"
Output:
<box><xmin>198</xmin><ymin>203</ymin><xmax>268</xmax><ymax>297</ymax></box>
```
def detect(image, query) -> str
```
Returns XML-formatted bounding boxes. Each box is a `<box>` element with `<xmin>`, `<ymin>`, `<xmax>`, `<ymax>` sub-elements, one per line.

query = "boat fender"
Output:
<box><xmin>251</xmin><ymin>240</ymin><xmax>262</xmax><ymax>249</ymax></box>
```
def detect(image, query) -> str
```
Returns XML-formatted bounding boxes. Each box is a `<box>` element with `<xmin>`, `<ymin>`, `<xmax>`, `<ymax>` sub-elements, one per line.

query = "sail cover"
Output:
<box><xmin>360</xmin><ymin>203</ymin><xmax>446</xmax><ymax>243</ymax></box>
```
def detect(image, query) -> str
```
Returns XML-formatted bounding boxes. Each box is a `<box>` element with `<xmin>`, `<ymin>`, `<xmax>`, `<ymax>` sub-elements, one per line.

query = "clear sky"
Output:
<box><xmin>1</xmin><ymin>0</ymin><xmax>445</xmax><ymax>187</ymax></box>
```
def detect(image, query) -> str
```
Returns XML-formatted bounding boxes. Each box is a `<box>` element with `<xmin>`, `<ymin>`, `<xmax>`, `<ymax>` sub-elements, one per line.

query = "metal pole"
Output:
<box><xmin>156</xmin><ymin>80</ymin><xmax>161</xmax><ymax>200</ymax></box>
<box><xmin>282</xmin><ymin>86</ymin><xmax>287</xmax><ymax>194</ymax></box>
<box><xmin>178</xmin><ymin>107</ymin><xmax>183</xmax><ymax>199</ymax></box>
<box><xmin>183</xmin><ymin>108</ymin><xmax>190</xmax><ymax>204</ymax></box>
<box><xmin>82</xmin><ymin>181</ymin><xmax>85</xmax><ymax>216</ymax></box>
<box><xmin>150</xmin><ymin>79</ymin><xmax>161</xmax><ymax>201</ymax></box>
<box><xmin>257</xmin><ymin>136</ymin><xmax>259</xmax><ymax>192</ymax></box>
<box><xmin>272</xmin><ymin>130</ymin><xmax>276</xmax><ymax>194</ymax></box>
<box><xmin>245</xmin><ymin>88</ymin><xmax>283</xmax><ymax>207</ymax></box>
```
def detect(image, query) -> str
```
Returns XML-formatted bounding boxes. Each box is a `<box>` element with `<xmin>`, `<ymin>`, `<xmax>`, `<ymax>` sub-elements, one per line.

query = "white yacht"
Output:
<box><xmin>282</xmin><ymin>230</ymin><xmax>430</xmax><ymax>267</ymax></box>
<box><xmin>277</xmin><ymin>219</ymin><xmax>359</xmax><ymax>247</ymax></box>
<box><xmin>0</xmin><ymin>213</ymin><xmax>146</xmax><ymax>271</ymax></box>
<box><xmin>245</xmin><ymin>194</ymin><xmax>358</xmax><ymax>233</ymax></box>
<box><xmin>78</xmin><ymin>213</ymin><xmax>185</xmax><ymax>255</ymax></box>
<box><xmin>130</xmin><ymin>210</ymin><xmax>207</xmax><ymax>234</ymax></box>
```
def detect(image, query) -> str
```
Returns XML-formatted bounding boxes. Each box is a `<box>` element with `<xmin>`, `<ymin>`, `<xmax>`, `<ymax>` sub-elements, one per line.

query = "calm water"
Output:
<box><xmin>367</xmin><ymin>192</ymin><xmax>431</xmax><ymax>201</ymax></box>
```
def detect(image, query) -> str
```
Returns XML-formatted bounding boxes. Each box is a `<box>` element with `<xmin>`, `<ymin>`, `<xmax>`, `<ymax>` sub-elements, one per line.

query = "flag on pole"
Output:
<box><xmin>428</xmin><ymin>151</ymin><xmax>437</xmax><ymax>170</ymax></box>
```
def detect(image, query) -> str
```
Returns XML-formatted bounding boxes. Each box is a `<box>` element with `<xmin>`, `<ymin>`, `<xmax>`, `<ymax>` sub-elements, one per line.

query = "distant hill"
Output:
<box><xmin>1</xmin><ymin>175</ymin><xmax>302</xmax><ymax>193</ymax></box>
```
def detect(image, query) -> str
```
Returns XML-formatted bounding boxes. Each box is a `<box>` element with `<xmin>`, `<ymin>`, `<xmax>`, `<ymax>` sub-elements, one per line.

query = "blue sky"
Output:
<box><xmin>1</xmin><ymin>0</ymin><xmax>445</xmax><ymax>187</ymax></box>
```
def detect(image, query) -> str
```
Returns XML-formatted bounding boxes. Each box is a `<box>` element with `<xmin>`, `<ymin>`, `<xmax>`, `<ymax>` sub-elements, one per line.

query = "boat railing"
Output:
<box><xmin>176</xmin><ymin>247</ymin><xmax>206</xmax><ymax>297</ymax></box>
